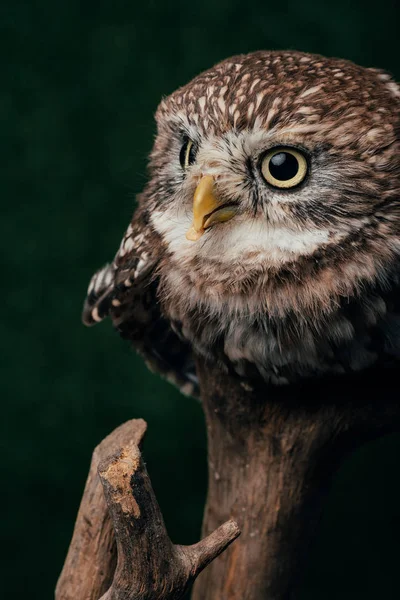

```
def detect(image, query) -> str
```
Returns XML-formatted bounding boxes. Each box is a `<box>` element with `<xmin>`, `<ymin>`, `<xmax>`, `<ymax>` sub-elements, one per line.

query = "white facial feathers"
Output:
<box><xmin>152</xmin><ymin>208</ymin><xmax>331</xmax><ymax>267</ymax></box>
<box><xmin>151</xmin><ymin>126</ymin><xmax>337</xmax><ymax>269</ymax></box>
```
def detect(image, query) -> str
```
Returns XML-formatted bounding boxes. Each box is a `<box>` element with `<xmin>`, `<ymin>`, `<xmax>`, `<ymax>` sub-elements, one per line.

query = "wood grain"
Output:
<box><xmin>56</xmin><ymin>419</ymin><xmax>147</xmax><ymax>600</ymax></box>
<box><xmin>56</xmin><ymin>418</ymin><xmax>240</xmax><ymax>600</ymax></box>
<box><xmin>192</xmin><ymin>360</ymin><xmax>400</xmax><ymax>600</ymax></box>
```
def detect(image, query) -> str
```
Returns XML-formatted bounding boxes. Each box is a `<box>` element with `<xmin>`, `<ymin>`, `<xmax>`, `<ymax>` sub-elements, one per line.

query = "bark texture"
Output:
<box><xmin>98</xmin><ymin>444</ymin><xmax>239</xmax><ymax>600</ymax></box>
<box><xmin>56</xmin><ymin>419</ymin><xmax>147</xmax><ymax>600</ymax></box>
<box><xmin>56</xmin><ymin>362</ymin><xmax>400</xmax><ymax>600</ymax></box>
<box><xmin>191</xmin><ymin>359</ymin><xmax>400</xmax><ymax>600</ymax></box>
<box><xmin>56</xmin><ymin>418</ymin><xmax>240</xmax><ymax>600</ymax></box>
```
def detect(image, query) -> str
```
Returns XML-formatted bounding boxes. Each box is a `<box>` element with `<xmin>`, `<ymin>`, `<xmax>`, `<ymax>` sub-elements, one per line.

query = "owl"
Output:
<box><xmin>82</xmin><ymin>51</ymin><xmax>400</xmax><ymax>395</ymax></box>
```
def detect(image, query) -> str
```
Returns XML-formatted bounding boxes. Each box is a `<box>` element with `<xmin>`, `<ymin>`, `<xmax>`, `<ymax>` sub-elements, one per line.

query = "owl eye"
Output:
<box><xmin>260</xmin><ymin>147</ymin><xmax>308</xmax><ymax>189</ymax></box>
<box><xmin>179</xmin><ymin>138</ymin><xmax>197</xmax><ymax>169</ymax></box>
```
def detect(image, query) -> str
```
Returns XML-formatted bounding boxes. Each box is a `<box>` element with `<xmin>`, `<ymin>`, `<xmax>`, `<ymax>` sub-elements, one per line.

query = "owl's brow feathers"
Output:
<box><xmin>157</xmin><ymin>50</ymin><xmax>398</xmax><ymax>159</ymax></box>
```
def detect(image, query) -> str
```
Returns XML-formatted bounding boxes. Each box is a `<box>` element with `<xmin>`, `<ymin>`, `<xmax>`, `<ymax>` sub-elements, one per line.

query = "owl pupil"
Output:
<box><xmin>179</xmin><ymin>138</ymin><xmax>196</xmax><ymax>169</ymax></box>
<box><xmin>269</xmin><ymin>152</ymin><xmax>299</xmax><ymax>181</ymax></box>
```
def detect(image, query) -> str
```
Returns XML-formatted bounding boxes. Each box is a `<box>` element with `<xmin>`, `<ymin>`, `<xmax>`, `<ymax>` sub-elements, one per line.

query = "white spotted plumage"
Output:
<box><xmin>82</xmin><ymin>50</ymin><xmax>400</xmax><ymax>390</ymax></box>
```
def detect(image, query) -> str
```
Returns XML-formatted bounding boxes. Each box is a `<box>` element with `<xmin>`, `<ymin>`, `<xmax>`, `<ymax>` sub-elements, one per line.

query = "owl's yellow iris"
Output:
<box><xmin>261</xmin><ymin>147</ymin><xmax>308</xmax><ymax>189</ymax></box>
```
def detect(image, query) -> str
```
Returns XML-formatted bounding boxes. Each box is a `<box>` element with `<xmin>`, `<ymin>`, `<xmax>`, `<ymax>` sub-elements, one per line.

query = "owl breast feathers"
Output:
<box><xmin>82</xmin><ymin>50</ymin><xmax>400</xmax><ymax>393</ymax></box>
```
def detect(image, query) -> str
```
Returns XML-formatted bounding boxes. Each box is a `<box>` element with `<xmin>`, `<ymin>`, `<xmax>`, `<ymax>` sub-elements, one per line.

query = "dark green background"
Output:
<box><xmin>2</xmin><ymin>1</ymin><xmax>399</xmax><ymax>598</ymax></box>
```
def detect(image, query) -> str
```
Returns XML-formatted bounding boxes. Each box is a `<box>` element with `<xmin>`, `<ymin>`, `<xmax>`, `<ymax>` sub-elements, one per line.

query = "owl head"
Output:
<box><xmin>141</xmin><ymin>51</ymin><xmax>399</xmax><ymax>319</ymax></box>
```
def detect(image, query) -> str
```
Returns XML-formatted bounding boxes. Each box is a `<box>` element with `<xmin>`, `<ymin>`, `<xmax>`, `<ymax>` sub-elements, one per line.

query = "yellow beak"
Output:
<box><xmin>186</xmin><ymin>175</ymin><xmax>238</xmax><ymax>241</ymax></box>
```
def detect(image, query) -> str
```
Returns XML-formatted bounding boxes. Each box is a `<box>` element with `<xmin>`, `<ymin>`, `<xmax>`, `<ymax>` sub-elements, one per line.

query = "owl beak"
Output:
<box><xmin>186</xmin><ymin>175</ymin><xmax>238</xmax><ymax>241</ymax></box>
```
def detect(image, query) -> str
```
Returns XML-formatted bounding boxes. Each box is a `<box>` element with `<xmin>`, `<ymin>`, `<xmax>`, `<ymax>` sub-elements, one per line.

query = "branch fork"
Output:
<box><xmin>56</xmin><ymin>419</ymin><xmax>240</xmax><ymax>600</ymax></box>
<box><xmin>57</xmin><ymin>362</ymin><xmax>400</xmax><ymax>600</ymax></box>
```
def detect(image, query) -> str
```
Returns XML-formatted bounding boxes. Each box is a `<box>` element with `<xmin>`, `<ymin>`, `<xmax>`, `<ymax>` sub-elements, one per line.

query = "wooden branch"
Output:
<box><xmin>56</xmin><ymin>419</ymin><xmax>240</xmax><ymax>600</ymax></box>
<box><xmin>98</xmin><ymin>444</ymin><xmax>240</xmax><ymax>600</ymax></box>
<box><xmin>56</xmin><ymin>419</ymin><xmax>147</xmax><ymax>600</ymax></box>
<box><xmin>57</xmin><ymin>358</ymin><xmax>399</xmax><ymax>599</ymax></box>
<box><xmin>192</xmin><ymin>359</ymin><xmax>400</xmax><ymax>600</ymax></box>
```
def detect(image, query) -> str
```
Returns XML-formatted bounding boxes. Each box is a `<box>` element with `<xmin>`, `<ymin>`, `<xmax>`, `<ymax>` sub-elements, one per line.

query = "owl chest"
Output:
<box><xmin>166</xmin><ymin>303</ymin><xmax>393</xmax><ymax>384</ymax></box>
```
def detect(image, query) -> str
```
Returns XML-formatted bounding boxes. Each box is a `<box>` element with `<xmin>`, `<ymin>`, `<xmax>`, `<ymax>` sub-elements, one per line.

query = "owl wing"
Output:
<box><xmin>82</xmin><ymin>205</ymin><xmax>156</xmax><ymax>327</ymax></box>
<box><xmin>82</xmin><ymin>205</ymin><xmax>199</xmax><ymax>397</ymax></box>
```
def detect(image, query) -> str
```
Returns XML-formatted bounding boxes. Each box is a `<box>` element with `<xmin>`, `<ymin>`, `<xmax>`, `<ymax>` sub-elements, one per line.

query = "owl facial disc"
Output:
<box><xmin>186</xmin><ymin>175</ymin><xmax>238</xmax><ymax>241</ymax></box>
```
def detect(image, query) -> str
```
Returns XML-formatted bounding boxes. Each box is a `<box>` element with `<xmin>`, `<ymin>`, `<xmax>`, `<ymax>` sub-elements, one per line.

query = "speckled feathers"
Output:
<box><xmin>83</xmin><ymin>50</ymin><xmax>400</xmax><ymax>389</ymax></box>
<box><xmin>157</xmin><ymin>51</ymin><xmax>398</xmax><ymax>157</ymax></box>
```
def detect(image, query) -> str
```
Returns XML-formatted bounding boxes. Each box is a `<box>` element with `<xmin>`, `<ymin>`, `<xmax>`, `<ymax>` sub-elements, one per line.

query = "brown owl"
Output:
<box><xmin>82</xmin><ymin>50</ymin><xmax>400</xmax><ymax>395</ymax></box>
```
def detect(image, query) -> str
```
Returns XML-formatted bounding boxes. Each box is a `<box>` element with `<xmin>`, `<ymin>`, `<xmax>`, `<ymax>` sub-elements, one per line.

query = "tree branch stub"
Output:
<box><xmin>56</xmin><ymin>360</ymin><xmax>400</xmax><ymax>600</ymax></box>
<box><xmin>56</xmin><ymin>418</ymin><xmax>240</xmax><ymax>600</ymax></box>
<box><xmin>98</xmin><ymin>444</ymin><xmax>240</xmax><ymax>600</ymax></box>
<box><xmin>56</xmin><ymin>419</ymin><xmax>147</xmax><ymax>600</ymax></box>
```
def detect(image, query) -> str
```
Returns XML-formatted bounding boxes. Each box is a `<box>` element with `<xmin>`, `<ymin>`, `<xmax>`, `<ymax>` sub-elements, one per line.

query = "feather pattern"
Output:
<box><xmin>82</xmin><ymin>50</ymin><xmax>399</xmax><ymax>391</ymax></box>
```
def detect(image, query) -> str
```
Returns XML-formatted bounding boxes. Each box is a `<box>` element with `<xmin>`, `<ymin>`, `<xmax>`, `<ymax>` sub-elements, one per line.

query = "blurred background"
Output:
<box><xmin>2</xmin><ymin>0</ymin><xmax>399</xmax><ymax>598</ymax></box>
